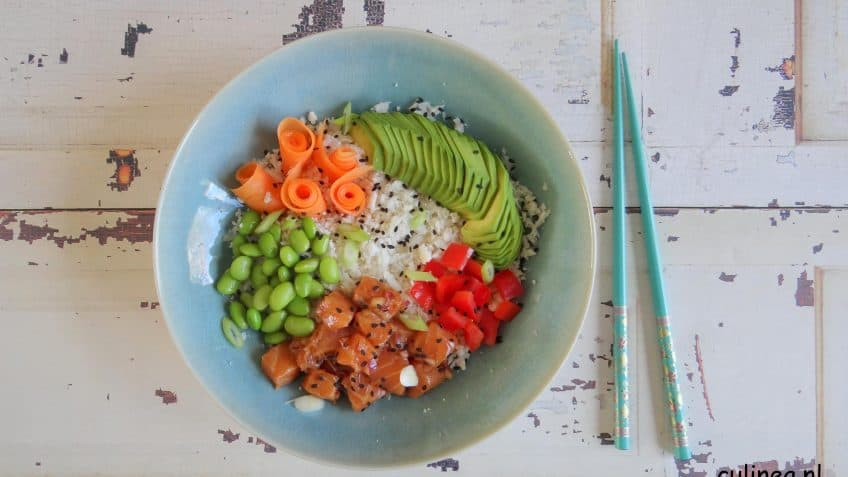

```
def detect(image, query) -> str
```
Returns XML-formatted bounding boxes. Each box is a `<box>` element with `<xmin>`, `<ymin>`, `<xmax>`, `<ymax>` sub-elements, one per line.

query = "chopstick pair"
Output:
<box><xmin>611</xmin><ymin>39</ymin><xmax>691</xmax><ymax>460</ymax></box>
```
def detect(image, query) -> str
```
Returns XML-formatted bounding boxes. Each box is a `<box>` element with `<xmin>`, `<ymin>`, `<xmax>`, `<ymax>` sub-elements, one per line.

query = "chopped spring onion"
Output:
<box><xmin>221</xmin><ymin>317</ymin><xmax>245</xmax><ymax>348</ymax></box>
<box><xmin>332</xmin><ymin>102</ymin><xmax>357</xmax><ymax>135</ymax></box>
<box><xmin>292</xmin><ymin>395</ymin><xmax>325</xmax><ymax>413</ymax></box>
<box><xmin>481</xmin><ymin>259</ymin><xmax>495</xmax><ymax>284</ymax></box>
<box><xmin>253</xmin><ymin>210</ymin><xmax>283</xmax><ymax>235</ymax></box>
<box><xmin>405</xmin><ymin>270</ymin><xmax>437</xmax><ymax>282</ymax></box>
<box><xmin>341</xmin><ymin>240</ymin><xmax>359</xmax><ymax>268</ymax></box>
<box><xmin>409</xmin><ymin>210</ymin><xmax>427</xmax><ymax>230</ymax></box>
<box><xmin>337</xmin><ymin>223</ymin><xmax>370</xmax><ymax>242</ymax></box>
<box><xmin>398</xmin><ymin>313</ymin><xmax>429</xmax><ymax>332</ymax></box>
<box><xmin>399</xmin><ymin>364</ymin><xmax>419</xmax><ymax>387</ymax></box>
<box><xmin>281</xmin><ymin>216</ymin><xmax>300</xmax><ymax>231</ymax></box>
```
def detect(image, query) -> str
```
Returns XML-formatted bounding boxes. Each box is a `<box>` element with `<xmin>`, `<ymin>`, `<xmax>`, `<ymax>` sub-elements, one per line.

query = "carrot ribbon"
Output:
<box><xmin>329</xmin><ymin>165</ymin><xmax>372</xmax><ymax>216</ymax></box>
<box><xmin>279</xmin><ymin>147</ymin><xmax>327</xmax><ymax>217</ymax></box>
<box><xmin>232</xmin><ymin>162</ymin><xmax>284</xmax><ymax>212</ymax></box>
<box><xmin>277</xmin><ymin>117</ymin><xmax>315</xmax><ymax>173</ymax></box>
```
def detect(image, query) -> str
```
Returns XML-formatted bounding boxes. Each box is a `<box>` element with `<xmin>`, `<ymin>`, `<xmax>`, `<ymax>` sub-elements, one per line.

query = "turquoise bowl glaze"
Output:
<box><xmin>154</xmin><ymin>27</ymin><xmax>595</xmax><ymax>467</ymax></box>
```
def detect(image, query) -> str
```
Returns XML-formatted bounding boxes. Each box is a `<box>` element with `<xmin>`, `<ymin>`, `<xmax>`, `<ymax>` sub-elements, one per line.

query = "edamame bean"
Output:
<box><xmin>245</xmin><ymin>308</ymin><xmax>262</xmax><ymax>330</ymax></box>
<box><xmin>261</xmin><ymin>310</ymin><xmax>287</xmax><ymax>333</ymax></box>
<box><xmin>289</xmin><ymin>229</ymin><xmax>310</xmax><ymax>254</ymax></box>
<box><xmin>253</xmin><ymin>284</ymin><xmax>273</xmax><ymax>311</ymax></box>
<box><xmin>250</xmin><ymin>262</ymin><xmax>268</xmax><ymax>288</ymax></box>
<box><xmin>229</xmin><ymin>301</ymin><xmax>247</xmax><ymax>329</ymax></box>
<box><xmin>294</xmin><ymin>257</ymin><xmax>319</xmax><ymax>274</ymax></box>
<box><xmin>239</xmin><ymin>243</ymin><xmax>262</xmax><ymax>257</ymax></box>
<box><xmin>238</xmin><ymin>210</ymin><xmax>261</xmax><ymax>235</ymax></box>
<box><xmin>258</xmin><ymin>232</ymin><xmax>278</xmax><ymax>258</ymax></box>
<box><xmin>307</xmin><ymin>279</ymin><xmax>325</xmax><ymax>299</ymax></box>
<box><xmin>318</xmin><ymin>256</ymin><xmax>340</xmax><ymax>284</ymax></box>
<box><xmin>283</xmin><ymin>315</ymin><xmax>315</xmax><ymax>337</ymax></box>
<box><xmin>294</xmin><ymin>273</ymin><xmax>313</xmax><ymax>298</ymax></box>
<box><xmin>269</xmin><ymin>223</ymin><xmax>282</xmax><ymax>243</ymax></box>
<box><xmin>230</xmin><ymin>234</ymin><xmax>246</xmax><ymax>256</ymax></box>
<box><xmin>269</xmin><ymin>275</ymin><xmax>281</xmax><ymax>287</ymax></box>
<box><xmin>229</xmin><ymin>255</ymin><xmax>252</xmax><ymax>281</ymax></box>
<box><xmin>269</xmin><ymin>281</ymin><xmax>296</xmax><ymax>311</ymax></box>
<box><xmin>279</xmin><ymin>245</ymin><xmax>299</xmax><ymax>267</ymax></box>
<box><xmin>261</xmin><ymin>258</ymin><xmax>282</xmax><ymax>276</ymax></box>
<box><xmin>302</xmin><ymin>217</ymin><xmax>317</xmax><ymax>239</ymax></box>
<box><xmin>263</xmin><ymin>331</ymin><xmax>288</xmax><ymax>345</ymax></box>
<box><xmin>286</xmin><ymin>296</ymin><xmax>310</xmax><ymax>316</ymax></box>
<box><xmin>277</xmin><ymin>265</ymin><xmax>292</xmax><ymax>282</ymax></box>
<box><xmin>239</xmin><ymin>291</ymin><xmax>254</xmax><ymax>309</ymax></box>
<box><xmin>281</xmin><ymin>216</ymin><xmax>300</xmax><ymax>231</ymax></box>
<box><xmin>216</xmin><ymin>271</ymin><xmax>240</xmax><ymax>296</ymax></box>
<box><xmin>221</xmin><ymin>318</ymin><xmax>245</xmax><ymax>347</ymax></box>
<box><xmin>311</xmin><ymin>234</ymin><xmax>330</xmax><ymax>256</ymax></box>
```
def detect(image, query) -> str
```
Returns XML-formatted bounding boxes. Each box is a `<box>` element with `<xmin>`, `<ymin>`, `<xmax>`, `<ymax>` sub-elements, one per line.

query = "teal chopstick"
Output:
<box><xmin>611</xmin><ymin>39</ymin><xmax>630</xmax><ymax>451</ymax></box>
<box><xmin>621</xmin><ymin>51</ymin><xmax>692</xmax><ymax>461</ymax></box>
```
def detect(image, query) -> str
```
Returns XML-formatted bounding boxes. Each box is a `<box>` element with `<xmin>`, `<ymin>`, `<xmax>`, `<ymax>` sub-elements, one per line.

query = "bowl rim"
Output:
<box><xmin>153</xmin><ymin>25</ymin><xmax>596</xmax><ymax>469</ymax></box>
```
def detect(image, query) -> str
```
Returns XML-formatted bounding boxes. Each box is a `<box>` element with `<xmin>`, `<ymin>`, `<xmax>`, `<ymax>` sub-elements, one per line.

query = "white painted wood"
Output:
<box><xmin>802</xmin><ymin>0</ymin><xmax>848</xmax><ymax>141</ymax></box>
<box><xmin>819</xmin><ymin>268</ymin><xmax>848</xmax><ymax>476</ymax></box>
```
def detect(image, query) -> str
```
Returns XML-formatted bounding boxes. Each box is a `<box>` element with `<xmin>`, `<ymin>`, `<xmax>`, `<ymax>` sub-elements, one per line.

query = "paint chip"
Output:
<box><xmin>426</xmin><ymin>458</ymin><xmax>460</xmax><ymax>472</ymax></box>
<box><xmin>719</xmin><ymin>85</ymin><xmax>740</xmax><ymax>96</ymax></box>
<box><xmin>107</xmin><ymin>149</ymin><xmax>141</xmax><ymax>191</ymax></box>
<box><xmin>812</xmin><ymin>243</ymin><xmax>823</xmax><ymax>254</ymax></box>
<box><xmin>59</xmin><ymin>48</ymin><xmax>69</xmax><ymax>64</ymax></box>
<box><xmin>794</xmin><ymin>271</ymin><xmax>814</xmax><ymax>307</ymax></box>
<box><xmin>121</xmin><ymin>22</ymin><xmax>153</xmax><ymax>57</ymax></box>
<box><xmin>718</xmin><ymin>272</ymin><xmax>736</xmax><ymax>282</ymax></box>
<box><xmin>218</xmin><ymin>429</ymin><xmax>240</xmax><ymax>443</ymax></box>
<box><xmin>282</xmin><ymin>0</ymin><xmax>344</xmax><ymax>45</ymax></box>
<box><xmin>155</xmin><ymin>388</ymin><xmax>177</xmax><ymax>404</ymax></box>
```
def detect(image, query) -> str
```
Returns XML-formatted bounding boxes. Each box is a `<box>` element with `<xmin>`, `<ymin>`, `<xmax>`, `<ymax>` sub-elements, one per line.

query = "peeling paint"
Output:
<box><xmin>567</xmin><ymin>90</ymin><xmax>590</xmax><ymax>104</ymax></box>
<box><xmin>766</xmin><ymin>55</ymin><xmax>795</xmax><ymax>80</ymax></box>
<box><xmin>730</xmin><ymin>28</ymin><xmax>741</xmax><ymax>47</ymax></box>
<box><xmin>155</xmin><ymin>388</ymin><xmax>177</xmax><ymax>405</ymax></box>
<box><xmin>363</xmin><ymin>0</ymin><xmax>385</xmax><ymax>26</ymax></box>
<box><xmin>651</xmin><ymin>152</ymin><xmax>660</xmax><ymax>163</ymax></box>
<box><xmin>254</xmin><ymin>437</ymin><xmax>276</xmax><ymax>453</ymax></box>
<box><xmin>771</xmin><ymin>87</ymin><xmax>795</xmax><ymax>129</ymax></box>
<box><xmin>217</xmin><ymin>429</ymin><xmax>240</xmax><ymax>443</ymax></box>
<box><xmin>121</xmin><ymin>22</ymin><xmax>153</xmax><ymax>57</ymax></box>
<box><xmin>718</xmin><ymin>272</ymin><xmax>736</xmax><ymax>282</ymax></box>
<box><xmin>427</xmin><ymin>458</ymin><xmax>460</xmax><ymax>472</ymax></box>
<box><xmin>668</xmin><ymin>236</ymin><xmax>679</xmax><ymax>242</ymax></box>
<box><xmin>778</xmin><ymin>273</ymin><xmax>784</xmax><ymax>286</ymax></box>
<box><xmin>597</xmin><ymin>432</ymin><xmax>614</xmax><ymax>445</ymax></box>
<box><xmin>694</xmin><ymin>335</ymin><xmax>715</xmax><ymax>421</ymax></box>
<box><xmin>282</xmin><ymin>0</ymin><xmax>344</xmax><ymax>45</ymax></box>
<box><xmin>107</xmin><ymin>149</ymin><xmax>141</xmax><ymax>191</ymax></box>
<box><xmin>599</xmin><ymin>174</ymin><xmax>610</xmax><ymax>188</ymax></box>
<box><xmin>655</xmin><ymin>208</ymin><xmax>680</xmax><ymax>217</ymax></box>
<box><xmin>719</xmin><ymin>85</ymin><xmax>740</xmax><ymax>96</ymax></box>
<box><xmin>794</xmin><ymin>270</ymin><xmax>814</xmax><ymax>307</ymax></box>
<box><xmin>526</xmin><ymin>412</ymin><xmax>540</xmax><ymax>427</ymax></box>
<box><xmin>3</xmin><ymin>210</ymin><xmax>154</xmax><ymax>247</ymax></box>
<box><xmin>729</xmin><ymin>55</ymin><xmax>739</xmax><ymax>76</ymax></box>
<box><xmin>59</xmin><ymin>48</ymin><xmax>68</xmax><ymax>64</ymax></box>
<box><xmin>812</xmin><ymin>243</ymin><xmax>823</xmax><ymax>254</ymax></box>
<box><xmin>768</xmin><ymin>199</ymin><xmax>779</xmax><ymax>208</ymax></box>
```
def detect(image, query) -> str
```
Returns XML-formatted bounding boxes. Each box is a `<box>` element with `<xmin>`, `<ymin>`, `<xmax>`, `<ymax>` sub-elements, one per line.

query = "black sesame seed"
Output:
<box><xmin>310</xmin><ymin>383</ymin><xmax>318</xmax><ymax>389</ymax></box>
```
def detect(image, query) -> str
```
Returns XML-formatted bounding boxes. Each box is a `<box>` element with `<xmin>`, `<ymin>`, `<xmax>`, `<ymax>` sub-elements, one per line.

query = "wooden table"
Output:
<box><xmin>2</xmin><ymin>1</ymin><xmax>846</xmax><ymax>475</ymax></box>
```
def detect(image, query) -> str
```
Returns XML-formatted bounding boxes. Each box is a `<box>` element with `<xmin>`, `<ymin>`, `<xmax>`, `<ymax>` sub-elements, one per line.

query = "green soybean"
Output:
<box><xmin>216</xmin><ymin>271</ymin><xmax>240</xmax><ymax>296</ymax></box>
<box><xmin>284</xmin><ymin>315</ymin><xmax>315</xmax><ymax>337</ymax></box>
<box><xmin>289</xmin><ymin>229</ymin><xmax>310</xmax><ymax>254</ymax></box>
<box><xmin>245</xmin><ymin>308</ymin><xmax>262</xmax><ymax>330</ymax></box>
<box><xmin>302</xmin><ymin>217</ymin><xmax>317</xmax><ymax>239</ymax></box>
<box><xmin>261</xmin><ymin>258</ymin><xmax>282</xmax><ymax>276</ymax></box>
<box><xmin>269</xmin><ymin>275</ymin><xmax>281</xmax><ymax>287</ymax></box>
<box><xmin>258</xmin><ymin>232</ymin><xmax>278</xmax><ymax>258</ymax></box>
<box><xmin>279</xmin><ymin>245</ymin><xmax>299</xmax><ymax>267</ymax></box>
<box><xmin>254</xmin><ymin>210</ymin><xmax>283</xmax><ymax>234</ymax></box>
<box><xmin>230</xmin><ymin>234</ymin><xmax>247</xmax><ymax>256</ymax></box>
<box><xmin>307</xmin><ymin>279</ymin><xmax>325</xmax><ymax>299</ymax></box>
<box><xmin>250</xmin><ymin>262</ymin><xmax>268</xmax><ymax>288</ymax></box>
<box><xmin>221</xmin><ymin>318</ymin><xmax>245</xmax><ymax>347</ymax></box>
<box><xmin>253</xmin><ymin>284</ymin><xmax>273</xmax><ymax>311</ymax></box>
<box><xmin>311</xmin><ymin>234</ymin><xmax>330</xmax><ymax>256</ymax></box>
<box><xmin>239</xmin><ymin>291</ymin><xmax>254</xmax><ymax>309</ymax></box>
<box><xmin>294</xmin><ymin>257</ymin><xmax>319</xmax><ymax>274</ymax></box>
<box><xmin>228</xmin><ymin>301</ymin><xmax>247</xmax><ymax>329</ymax></box>
<box><xmin>277</xmin><ymin>265</ymin><xmax>292</xmax><ymax>282</ymax></box>
<box><xmin>263</xmin><ymin>331</ymin><xmax>288</xmax><ymax>345</ymax></box>
<box><xmin>286</xmin><ymin>296</ymin><xmax>310</xmax><ymax>316</ymax></box>
<box><xmin>294</xmin><ymin>273</ymin><xmax>313</xmax><ymax>298</ymax></box>
<box><xmin>269</xmin><ymin>222</ymin><xmax>282</xmax><ymax>243</ymax></box>
<box><xmin>269</xmin><ymin>281</ymin><xmax>296</xmax><ymax>311</ymax></box>
<box><xmin>238</xmin><ymin>210</ymin><xmax>261</xmax><ymax>235</ymax></box>
<box><xmin>261</xmin><ymin>310</ymin><xmax>287</xmax><ymax>333</ymax></box>
<box><xmin>318</xmin><ymin>256</ymin><xmax>340</xmax><ymax>284</ymax></box>
<box><xmin>229</xmin><ymin>255</ymin><xmax>252</xmax><ymax>281</ymax></box>
<box><xmin>239</xmin><ymin>243</ymin><xmax>262</xmax><ymax>257</ymax></box>
<box><xmin>281</xmin><ymin>216</ymin><xmax>300</xmax><ymax>231</ymax></box>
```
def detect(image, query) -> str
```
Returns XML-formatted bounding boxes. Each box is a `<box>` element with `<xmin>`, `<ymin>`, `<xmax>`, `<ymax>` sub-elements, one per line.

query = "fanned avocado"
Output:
<box><xmin>348</xmin><ymin>111</ymin><xmax>523</xmax><ymax>266</ymax></box>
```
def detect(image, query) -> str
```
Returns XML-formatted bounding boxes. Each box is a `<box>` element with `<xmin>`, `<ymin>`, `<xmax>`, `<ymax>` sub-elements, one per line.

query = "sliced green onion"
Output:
<box><xmin>405</xmin><ymin>270</ymin><xmax>436</xmax><ymax>282</ymax></box>
<box><xmin>341</xmin><ymin>240</ymin><xmax>359</xmax><ymax>268</ymax></box>
<box><xmin>221</xmin><ymin>318</ymin><xmax>245</xmax><ymax>348</ymax></box>
<box><xmin>398</xmin><ymin>313</ymin><xmax>429</xmax><ymax>332</ymax></box>
<box><xmin>253</xmin><ymin>210</ymin><xmax>283</xmax><ymax>235</ymax></box>
<box><xmin>281</xmin><ymin>216</ymin><xmax>300</xmax><ymax>231</ymax></box>
<box><xmin>332</xmin><ymin>102</ymin><xmax>357</xmax><ymax>135</ymax></box>
<box><xmin>337</xmin><ymin>223</ymin><xmax>370</xmax><ymax>243</ymax></box>
<box><xmin>409</xmin><ymin>210</ymin><xmax>427</xmax><ymax>231</ymax></box>
<box><xmin>481</xmin><ymin>259</ymin><xmax>495</xmax><ymax>284</ymax></box>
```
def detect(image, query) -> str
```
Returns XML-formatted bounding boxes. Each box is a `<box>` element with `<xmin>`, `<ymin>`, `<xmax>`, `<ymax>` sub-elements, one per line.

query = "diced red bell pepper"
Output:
<box><xmin>463</xmin><ymin>322</ymin><xmax>484</xmax><ymax>351</ymax></box>
<box><xmin>435</xmin><ymin>273</ymin><xmax>466</xmax><ymax>304</ymax></box>
<box><xmin>464</xmin><ymin>259</ymin><xmax>483</xmax><ymax>281</ymax></box>
<box><xmin>493</xmin><ymin>300</ymin><xmax>522</xmax><ymax>321</ymax></box>
<box><xmin>450</xmin><ymin>290</ymin><xmax>478</xmax><ymax>320</ymax></box>
<box><xmin>438</xmin><ymin>307</ymin><xmax>468</xmax><ymax>332</ymax></box>
<box><xmin>491</xmin><ymin>269</ymin><xmax>524</xmax><ymax>301</ymax></box>
<box><xmin>409</xmin><ymin>281</ymin><xmax>436</xmax><ymax>311</ymax></box>
<box><xmin>439</xmin><ymin>242</ymin><xmax>474</xmax><ymax>272</ymax></box>
<box><xmin>422</xmin><ymin>260</ymin><xmax>447</xmax><ymax>279</ymax></box>
<box><xmin>466</xmin><ymin>277</ymin><xmax>492</xmax><ymax>307</ymax></box>
<box><xmin>478</xmin><ymin>309</ymin><xmax>499</xmax><ymax>346</ymax></box>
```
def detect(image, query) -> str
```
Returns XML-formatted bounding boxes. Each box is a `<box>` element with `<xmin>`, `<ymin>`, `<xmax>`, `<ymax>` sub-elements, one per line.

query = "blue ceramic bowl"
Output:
<box><xmin>154</xmin><ymin>27</ymin><xmax>595</xmax><ymax>467</ymax></box>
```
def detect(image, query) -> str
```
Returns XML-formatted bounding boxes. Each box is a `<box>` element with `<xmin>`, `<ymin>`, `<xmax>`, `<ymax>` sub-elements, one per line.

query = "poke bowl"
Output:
<box><xmin>154</xmin><ymin>27</ymin><xmax>595</xmax><ymax>467</ymax></box>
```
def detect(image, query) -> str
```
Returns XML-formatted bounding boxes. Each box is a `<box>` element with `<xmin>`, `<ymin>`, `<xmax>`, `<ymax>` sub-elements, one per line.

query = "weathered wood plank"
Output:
<box><xmin>801</xmin><ymin>0</ymin><xmax>848</xmax><ymax>141</ymax></box>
